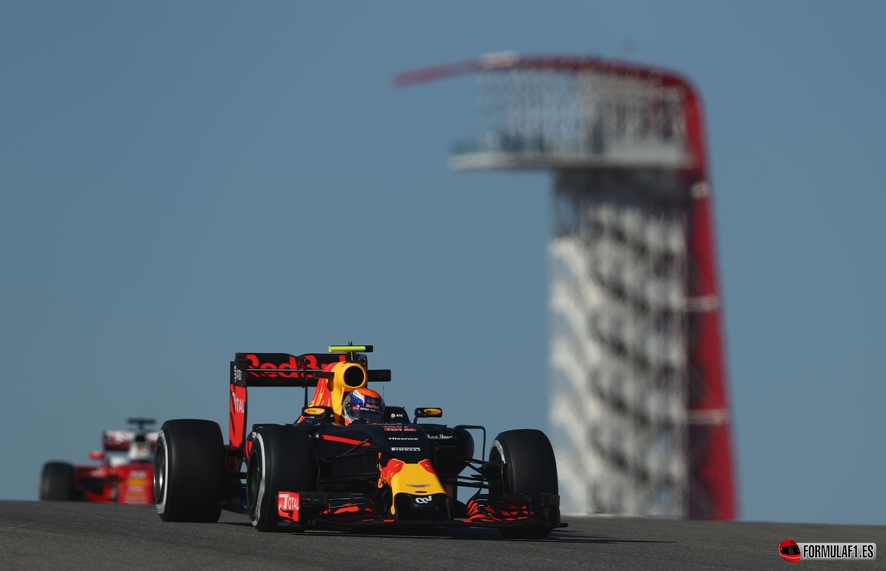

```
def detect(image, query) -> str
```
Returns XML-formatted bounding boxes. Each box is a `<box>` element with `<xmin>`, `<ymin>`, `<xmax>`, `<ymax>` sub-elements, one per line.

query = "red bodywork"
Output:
<box><xmin>74</xmin><ymin>463</ymin><xmax>154</xmax><ymax>504</ymax></box>
<box><xmin>72</xmin><ymin>430</ymin><xmax>157</xmax><ymax>504</ymax></box>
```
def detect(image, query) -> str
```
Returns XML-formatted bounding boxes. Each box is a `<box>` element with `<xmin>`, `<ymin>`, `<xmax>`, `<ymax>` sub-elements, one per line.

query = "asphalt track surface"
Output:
<box><xmin>1</xmin><ymin>501</ymin><xmax>883</xmax><ymax>571</ymax></box>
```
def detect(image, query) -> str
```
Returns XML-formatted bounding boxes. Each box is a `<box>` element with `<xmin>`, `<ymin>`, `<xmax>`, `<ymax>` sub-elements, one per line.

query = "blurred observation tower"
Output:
<box><xmin>396</xmin><ymin>53</ymin><xmax>736</xmax><ymax>519</ymax></box>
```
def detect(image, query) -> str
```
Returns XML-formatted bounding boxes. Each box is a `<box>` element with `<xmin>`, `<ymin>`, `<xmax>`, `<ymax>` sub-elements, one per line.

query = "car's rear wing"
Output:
<box><xmin>230</xmin><ymin>352</ymin><xmax>391</xmax><ymax>387</ymax></box>
<box><xmin>228</xmin><ymin>348</ymin><xmax>391</xmax><ymax>448</ymax></box>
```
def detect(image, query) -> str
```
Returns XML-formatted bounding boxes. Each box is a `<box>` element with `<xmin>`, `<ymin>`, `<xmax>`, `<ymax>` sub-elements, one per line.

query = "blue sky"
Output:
<box><xmin>1</xmin><ymin>1</ymin><xmax>884</xmax><ymax>526</ymax></box>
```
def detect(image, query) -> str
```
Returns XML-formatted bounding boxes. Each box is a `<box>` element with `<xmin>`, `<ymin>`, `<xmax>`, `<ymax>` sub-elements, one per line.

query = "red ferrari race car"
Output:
<box><xmin>154</xmin><ymin>345</ymin><xmax>562</xmax><ymax>538</ymax></box>
<box><xmin>39</xmin><ymin>418</ymin><xmax>157</xmax><ymax>504</ymax></box>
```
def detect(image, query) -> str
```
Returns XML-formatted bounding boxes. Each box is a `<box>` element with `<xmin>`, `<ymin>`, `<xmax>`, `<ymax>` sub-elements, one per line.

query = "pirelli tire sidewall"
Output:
<box><xmin>490</xmin><ymin>429</ymin><xmax>559</xmax><ymax>539</ymax></box>
<box><xmin>154</xmin><ymin>419</ymin><xmax>224</xmax><ymax>523</ymax></box>
<box><xmin>247</xmin><ymin>424</ymin><xmax>316</xmax><ymax>532</ymax></box>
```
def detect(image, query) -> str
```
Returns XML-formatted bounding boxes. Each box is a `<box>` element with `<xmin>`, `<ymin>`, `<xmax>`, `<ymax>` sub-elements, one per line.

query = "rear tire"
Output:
<box><xmin>490</xmin><ymin>429</ymin><xmax>559</xmax><ymax>539</ymax></box>
<box><xmin>247</xmin><ymin>424</ymin><xmax>316</xmax><ymax>532</ymax></box>
<box><xmin>154</xmin><ymin>419</ymin><xmax>224</xmax><ymax>522</ymax></box>
<box><xmin>39</xmin><ymin>462</ymin><xmax>76</xmax><ymax>501</ymax></box>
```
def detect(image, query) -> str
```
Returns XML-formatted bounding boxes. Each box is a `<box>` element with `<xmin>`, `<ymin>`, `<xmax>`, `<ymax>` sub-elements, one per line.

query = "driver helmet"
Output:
<box><xmin>342</xmin><ymin>388</ymin><xmax>385</xmax><ymax>425</ymax></box>
<box><xmin>128</xmin><ymin>430</ymin><xmax>151</xmax><ymax>462</ymax></box>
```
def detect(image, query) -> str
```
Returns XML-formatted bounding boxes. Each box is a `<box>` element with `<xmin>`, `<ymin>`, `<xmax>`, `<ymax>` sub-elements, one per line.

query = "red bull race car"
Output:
<box><xmin>39</xmin><ymin>418</ymin><xmax>156</xmax><ymax>504</ymax></box>
<box><xmin>154</xmin><ymin>345</ymin><xmax>562</xmax><ymax>538</ymax></box>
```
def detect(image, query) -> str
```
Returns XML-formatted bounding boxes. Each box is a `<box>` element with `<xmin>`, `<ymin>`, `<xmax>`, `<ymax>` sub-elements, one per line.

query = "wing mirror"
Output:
<box><xmin>413</xmin><ymin>408</ymin><xmax>443</xmax><ymax>423</ymax></box>
<box><xmin>89</xmin><ymin>451</ymin><xmax>106</xmax><ymax>461</ymax></box>
<box><xmin>301</xmin><ymin>406</ymin><xmax>335</xmax><ymax>423</ymax></box>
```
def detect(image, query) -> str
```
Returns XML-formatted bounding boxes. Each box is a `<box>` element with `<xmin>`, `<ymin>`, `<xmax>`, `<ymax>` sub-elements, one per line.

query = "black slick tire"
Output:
<box><xmin>154</xmin><ymin>419</ymin><xmax>224</xmax><ymax>523</ymax></box>
<box><xmin>247</xmin><ymin>424</ymin><xmax>316</xmax><ymax>532</ymax></box>
<box><xmin>490</xmin><ymin>429</ymin><xmax>559</xmax><ymax>539</ymax></box>
<box><xmin>39</xmin><ymin>462</ymin><xmax>76</xmax><ymax>501</ymax></box>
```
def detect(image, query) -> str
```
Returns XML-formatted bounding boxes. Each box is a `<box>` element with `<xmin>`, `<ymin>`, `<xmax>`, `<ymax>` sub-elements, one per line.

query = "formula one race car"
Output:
<box><xmin>154</xmin><ymin>345</ymin><xmax>561</xmax><ymax>538</ymax></box>
<box><xmin>39</xmin><ymin>418</ymin><xmax>157</xmax><ymax>504</ymax></box>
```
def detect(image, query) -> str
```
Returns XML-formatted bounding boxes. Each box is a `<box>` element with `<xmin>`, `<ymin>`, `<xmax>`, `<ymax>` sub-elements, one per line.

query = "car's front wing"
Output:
<box><xmin>276</xmin><ymin>491</ymin><xmax>559</xmax><ymax>532</ymax></box>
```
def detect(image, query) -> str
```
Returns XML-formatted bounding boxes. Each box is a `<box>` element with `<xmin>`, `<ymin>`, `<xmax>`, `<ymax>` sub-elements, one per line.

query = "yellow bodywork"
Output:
<box><xmin>380</xmin><ymin>460</ymin><xmax>446</xmax><ymax>515</ymax></box>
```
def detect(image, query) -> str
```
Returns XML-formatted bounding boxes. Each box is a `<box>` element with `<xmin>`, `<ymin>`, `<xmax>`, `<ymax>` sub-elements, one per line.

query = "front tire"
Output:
<box><xmin>247</xmin><ymin>424</ymin><xmax>316</xmax><ymax>532</ymax></box>
<box><xmin>490</xmin><ymin>429</ymin><xmax>559</xmax><ymax>539</ymax></box>
<box><xmin>39</xmin><ymin>462</ymin><xmax>76</xmax><ymax>501</ymax></box>
<box><xmin>154</xmin><ymin>419</ymin><xmax>224</xmax><ymax>523</ymax></box>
